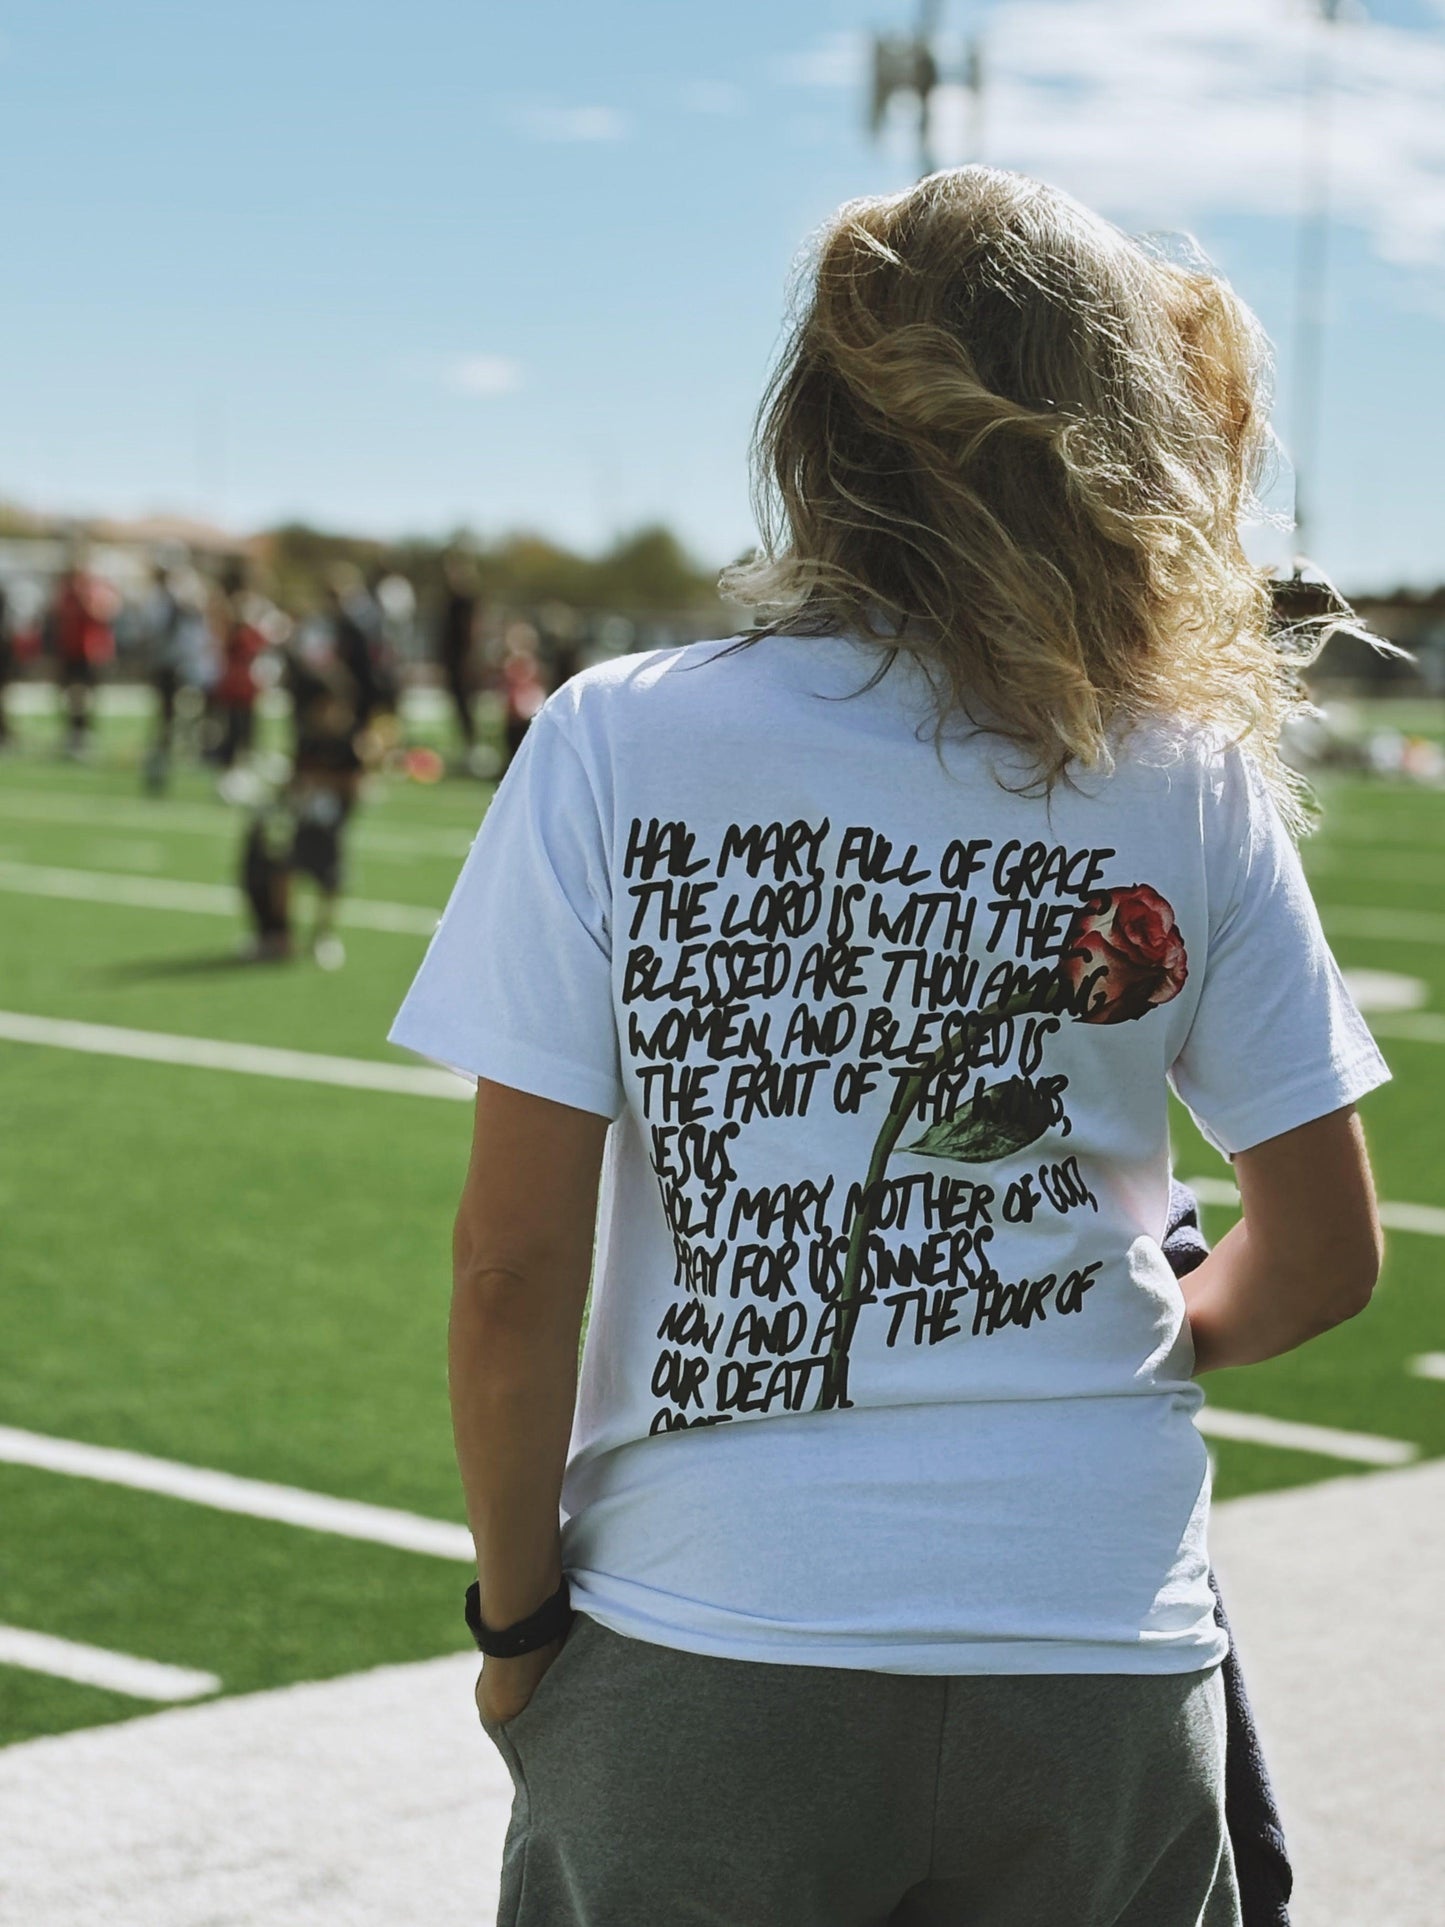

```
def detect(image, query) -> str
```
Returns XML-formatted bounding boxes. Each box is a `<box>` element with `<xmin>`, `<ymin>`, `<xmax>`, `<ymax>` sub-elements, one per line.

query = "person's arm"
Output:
<box><xmin>450</xmin><ymin>1077</ymin><xmax>608</xmax><ymax>1725</ymax></box>
<box><xmin>1180</xmin><ymin>1103</ymin><xmax>1383</xmax><ymax>1374</ymax></box>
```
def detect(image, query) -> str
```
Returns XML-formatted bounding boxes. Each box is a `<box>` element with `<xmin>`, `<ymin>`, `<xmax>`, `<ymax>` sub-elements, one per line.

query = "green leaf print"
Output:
<box><xmin>901</xmin><ymin>1074</ymin><xmax>1058</xmax><ymax>1165</ymax></box>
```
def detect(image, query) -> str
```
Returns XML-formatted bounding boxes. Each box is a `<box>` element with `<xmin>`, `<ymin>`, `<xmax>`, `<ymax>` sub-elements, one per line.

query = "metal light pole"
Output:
<box><xmin>1290</xmin><ymin>0</ymin><xmax>1343</xmax><ymax>567</ymax></box>
<box><xmin>868</xmin><ymin>2</ymin><xmax>985</xmax><ymax>182</ymax></box>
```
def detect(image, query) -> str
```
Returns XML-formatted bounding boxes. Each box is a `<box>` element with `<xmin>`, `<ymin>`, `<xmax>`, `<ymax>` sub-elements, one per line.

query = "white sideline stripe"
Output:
<box><xmin>0</xmin><ymin>1625</ymin><xmax>220</xmax><ymax>1703</ymax></box>
<box><xmin>0</xmin><ymin>787</ymin><xmax>475</xmax><ymax>860</ymax></box>
<box><xmin>1181</xmin><ymin>1174</ymin><xmax>1445</xmax><ymax>1240</ymax></box>
<box><xmin>1408</xmin><ymin>1353</ymin><xmax>1445</xmax><ymax>1382</ymax></box>
<box><xmin>0</xmin><ymin>1012</ymin><xmax>472</xmax><ymax>1101</ymax></box>
<box><xmin>1182</xmin><ymin>1176</ymin><xmax>1248</xmax><ymax>1210</ymax></box>
<box><xmin>0</xmin><ymin>860</ymin><xmax>441</xmax><ymax>936</ymax></box>
<box><xmin>1369</xmin><ymin>1012</ymin><xmax>1445</xmax><ymax>1047</ymax></box>
<box><xmin>1320</xmin><ymin>905</ymin><xmax>1445</xmax><ymax>945</ymax></box>
<box><xmin>1195</xmin><ymin>1406</ymin><xmax>1417</xmax><ymax>1466</ymax></box>
<box><xmin>0</xmin><ymin>1397</ymin><xmax>1414</xmax><ymax>1542</ymax></box>
<box><xmin>1377</xmin><ymin>1201</ymin><xmax>1445</xmax><ymax>1237</ymax></box>
<box><xmin>0</xmin><ymin>1426</ymin><xmax>475</xmax><ymax>1562</ymax></box>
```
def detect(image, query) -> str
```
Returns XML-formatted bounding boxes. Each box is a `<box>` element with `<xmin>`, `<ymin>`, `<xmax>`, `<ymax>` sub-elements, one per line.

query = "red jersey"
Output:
<box><xmin>216</xmin><ymin>621</ymin><xmax>266</xmax><ymax>707</ymax></box>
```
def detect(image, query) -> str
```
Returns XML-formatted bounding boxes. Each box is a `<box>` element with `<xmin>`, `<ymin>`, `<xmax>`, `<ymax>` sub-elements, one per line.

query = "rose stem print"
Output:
<box><xmin>813</xmin><ymin>886</ymin><xmax>1189</xmax><ymax>1412</ymax></box>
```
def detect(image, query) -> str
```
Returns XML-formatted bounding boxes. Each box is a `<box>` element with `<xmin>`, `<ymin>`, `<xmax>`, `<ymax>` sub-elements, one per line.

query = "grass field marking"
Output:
<box><xmin>1181</xmin><ymin>1174</ymin><xmax>1445</xmax><ymax>1239</ymax></box>
<box><xmin>0</xmin><ymin>1424</ymin><xmax>475</xmax><ymax>1562</ymax></box>
<box><xmin>0</xmin><ymin>785</ymin><xmax>476</xmax><ymax>860</ymax></box>
<box><xmin>0</xmin><ymin>1624</ymin><xmax>221</xmax><ymax>1703</ymax></box>
<box><xmin>1408</xmin><ymin>1354</ymin><xmax>1445</xmax><ymax>1382</ymax></box>
<box><xmin>1194</xmin><ymin>1406</ymin><xmax>1418</xmax><ymax>1466</ymax></box>
<box><xmin>0</xmin><ymin>1012</ymin><xmax>473</xmax><ymax>1101</ymax></box>
<box><xmin>0</xmin><ymin>859</ymin><xmax>441</xmax><ymax>936</ymax></box>
<box><xmin>1181</xmin><ymin>1176</ymin><xmax>1249</xmax><ymax>1211</ymax></box>
<box><xmin>1369</xmin><ymin>1012</ymin><xmax>1445</xmax><ymax>1047</ymax></box>
<box><xmin>1374</xmin><ymin>1201</ymin><xmax>1445</xmax><ymax>1237</ymax></box>
<box><xmin>1318</xmin><ymin>905</ymin><xmax>1445</xmax><ymax>946</ymax></box>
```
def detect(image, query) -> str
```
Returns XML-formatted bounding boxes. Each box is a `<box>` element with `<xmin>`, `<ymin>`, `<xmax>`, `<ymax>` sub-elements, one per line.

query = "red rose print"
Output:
<box><xmin>1061</xmin><ymin>884</ymin><xmax>1188</xmax><ymax>1025</ymax></box>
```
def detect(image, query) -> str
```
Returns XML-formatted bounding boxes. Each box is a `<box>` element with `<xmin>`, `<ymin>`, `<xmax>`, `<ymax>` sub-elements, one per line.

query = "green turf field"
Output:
<box><xmin>1</xmin><ymin>687</ymin><xmax>1441</xmax><ymax>1747</ymax></box>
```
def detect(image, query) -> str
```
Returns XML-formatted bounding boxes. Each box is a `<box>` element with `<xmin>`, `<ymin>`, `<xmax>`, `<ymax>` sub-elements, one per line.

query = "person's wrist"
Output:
<box><xmin>466</xmin><ymin>1576</ymin><xmax>572</xmax><ymax>1657</ymax></box>
<box><xmin>479</xmin><ymin>1572</ymin><xmax>563</xmax><ymax>1629</ymax></box>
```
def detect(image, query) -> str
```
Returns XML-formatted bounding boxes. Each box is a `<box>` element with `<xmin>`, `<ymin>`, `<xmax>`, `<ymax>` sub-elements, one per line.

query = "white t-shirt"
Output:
<box><xmin>390</xmin><ymin>633</ymin><xmax>1391</xmax><ymax>1675</ymax></box>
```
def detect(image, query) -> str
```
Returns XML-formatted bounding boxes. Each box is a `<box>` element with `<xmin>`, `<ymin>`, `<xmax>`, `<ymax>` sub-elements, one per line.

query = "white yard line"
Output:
<box><xmin>0</xmin><ymin>859</ymin><xmax>441</xmax><ymax>935</ymax></box>
<box><xmin>1368</xmin><ymin>1198</ymin><xmax>1445</xmax><ymax>1236</ymax></box>
<box><xmin>0</xmin><ymin>1396</ymin><xmax>1413</xmax><ymax>1576</ymax></box>
<box><xmin>1194</xmin><ymin>1407</ymin><xmax>1417</xmax><ymax>1466</ymax></box>
<box><xmin>1182</xmin><ymin>1173</ymin><xmax>1445</xmax><ymax>1239</ymax></box>
<box><xmin>0</xmin><ymin>1012</ymin><xmax>471</xmax><ymax>1101</ymax></box>
<box><xmin>0</xmin><ymin>787</ymin><xmax>475</xmax><ymax>860</ymax></box>
<box><xmin>0</xmin><ymin>1013</ymin><xmax>1435</xmax><ymax>1215</ymax></box>
<box><xmin>0</xmin><ymin>1625</ymin><xmax>220</xmax><ymax>1703</ymax></box>
<box><xmin>1408</xmin><ymin>1354</ymin><xmax>1445</xmax><ymax>1382</ymax></box>
<box><xmin>0</xmin><ymin>1425</ymin><xmax>474</xmax><ymax>1562</ymax></box>
<box><xmin>1369</xmin><ymin>1011</ymin><xmax>1445</xmax><ymax>1047</ymax></box>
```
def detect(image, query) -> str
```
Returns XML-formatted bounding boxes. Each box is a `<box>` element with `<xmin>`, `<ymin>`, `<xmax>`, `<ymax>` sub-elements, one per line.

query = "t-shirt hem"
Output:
<box><xmin>1188</xmin><ymin>1040</ymin><xmax>1391</xmax><ymax>1158</ymax></box>
<box><xmin>566</xmin><ymin>1586</ymin><xmax>1230</xmax><ymax>1677</ymax></box>
<box><xmin>387</xmin><ymin>1017</ymin><xmax>623</xmax><ymax>1120</ymax></box>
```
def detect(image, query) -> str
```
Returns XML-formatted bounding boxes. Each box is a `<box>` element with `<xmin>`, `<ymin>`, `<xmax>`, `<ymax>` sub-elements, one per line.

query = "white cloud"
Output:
<box><xmin>516</xmin><ymin>103</ymin><xmax>629</xmax><ymax>144</ymax></box>
<box><xmin>778</xmin><ymin>1</ymin><xmax>1445</xmax><ymax>270</ymax></box>
<box><xmin>444</xmin><ymin>355</ymin><xmax>523</xmax><ymax>399</ymax></box>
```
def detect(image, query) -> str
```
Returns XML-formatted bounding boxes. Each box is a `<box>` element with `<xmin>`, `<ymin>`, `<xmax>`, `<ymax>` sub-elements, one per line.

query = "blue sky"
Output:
<box><xmin>2</xmin><ymin>0</ymin><xmax>1443</xmax><ymax>591</ymax></box>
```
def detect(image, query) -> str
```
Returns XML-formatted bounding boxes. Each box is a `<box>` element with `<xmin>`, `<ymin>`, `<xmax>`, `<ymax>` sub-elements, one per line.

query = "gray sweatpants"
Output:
<box><xmin>478</xmin><ymin>1610</ymin><xmax>1241</xmax><ymax>1927</ymax></box>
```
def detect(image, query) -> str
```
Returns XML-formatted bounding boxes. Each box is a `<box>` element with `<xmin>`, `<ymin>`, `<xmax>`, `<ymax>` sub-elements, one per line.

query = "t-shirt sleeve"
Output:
<box><xmin>1167</xmin><ymin>743</ymin><xmax>1391</xmax><ymax>1159</ymax></box>
<box><xmin>388</xmin><ymin>705</ymin><xmax>623</xmax><ymax>1120</ymax></box>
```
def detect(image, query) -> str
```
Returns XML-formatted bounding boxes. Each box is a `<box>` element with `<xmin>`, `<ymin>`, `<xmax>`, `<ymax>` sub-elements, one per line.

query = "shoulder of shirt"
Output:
<box><xmin>1110</xmin><ymin>710</ymin><xmax>1258</xmax><ymax>783</ymax></box>
<box><xmin>535</xmin><ymin>637</ymin><xmax>752</xmax><ymax>737</ymax></box>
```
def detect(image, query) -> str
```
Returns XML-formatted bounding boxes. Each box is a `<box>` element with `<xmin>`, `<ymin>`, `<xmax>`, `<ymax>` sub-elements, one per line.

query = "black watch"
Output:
<box><xmin>465</xmin><ymin>1578</ymin><xmax>574</xmax><ymax>1658</ymax></box>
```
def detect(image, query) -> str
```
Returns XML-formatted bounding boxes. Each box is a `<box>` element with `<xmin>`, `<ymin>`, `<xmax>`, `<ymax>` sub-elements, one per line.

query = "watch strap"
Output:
<box><xmin>465</xmin><ymin>1578</ymin><xmax>573</xmax><ymax>1658</ymax></box>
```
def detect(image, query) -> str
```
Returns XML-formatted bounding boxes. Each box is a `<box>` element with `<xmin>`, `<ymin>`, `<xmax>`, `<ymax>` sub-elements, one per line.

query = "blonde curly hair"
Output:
<box><xmin>721</xmin><ymin>167</ymin><xmax>1373</xmax><ymax>836</ymax></box>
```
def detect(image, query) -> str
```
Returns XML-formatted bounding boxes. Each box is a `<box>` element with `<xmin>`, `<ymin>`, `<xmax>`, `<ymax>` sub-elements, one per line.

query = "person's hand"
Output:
<box><xmin>475</xmin><ymin>1634</ymin><xmax>566</xmax><ymax>1729</ymax></box>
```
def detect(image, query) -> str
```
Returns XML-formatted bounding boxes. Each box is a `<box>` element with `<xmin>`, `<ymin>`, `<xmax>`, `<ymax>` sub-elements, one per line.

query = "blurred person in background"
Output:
<box><xmin>0</xmin><ymin>577</ymin><xmax>12</xmax><ymax>750</ymax></box>
<box><xmin>212</xmin><ymin>574</ymin><xmax>269</xmax><ymax>773</ymax></box>
<box><xmin>328</xmin><ymin>563</ymin><xmax>385</xmax><ymax>736</ymax></box>
<box><xmin>375</xmin><ymin>567</ymin><xmax>417</xmax><ymax>666</ymax></box>
<box><xmin>499</xmin><ymin>619</ymin><xmax>547</xmax><ymax>768</ymax></box>
<box><xmin>437</xmin><ymin>549</ymin><xmax>482</xmax><ymax>766</ymax></box>
<box><xmin>140</xmin><ymin>563</ymin><xmax>182</xmax><ymax>791</ymax></box>
<box><xmin>49</xmin><ymin>551</ymin><xmax>116</xmax><ymax>758</ymax></box>
<box><xmin>392</xmin><ymin>168</ymin><xmax>1392</xmax><ymax>1927</ymax></box>
<box><xmin>140</xmin><ymin>562</ymin><xmax>212</xmax><ymax>792</ymax></box>
<box><xmin>536</xmin><ymin>600</ymin><xmax>584</xmax><ymax>692</ymax></box>
<box><xmin>365</xmin><ymin>565</ymin><xmax>403</xmax><ymax>704</ymax></box>
<box><xmin>240</xmin><ymin>613</ymin><xmax>366</xmax><ymax>969</ymax></box>
<box><xmin>359</xmin><ymin>563</ymin><xmax>404</xmax><ymax>767</ymax></box>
